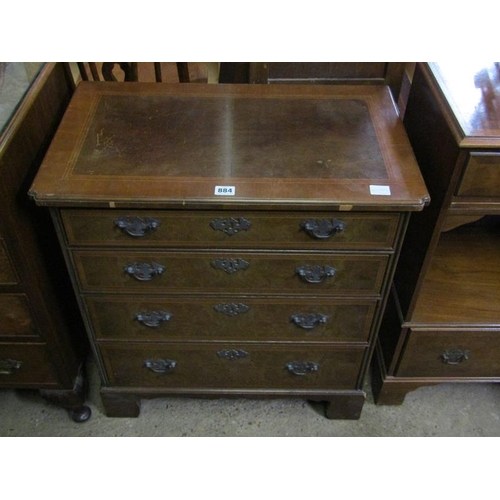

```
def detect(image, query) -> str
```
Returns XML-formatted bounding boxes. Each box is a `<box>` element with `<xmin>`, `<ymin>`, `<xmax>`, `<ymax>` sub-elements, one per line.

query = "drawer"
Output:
<box><xmin>100</xmin><ymin>342</ymin><xmax>365</xmax><ymax>390</ymax></box>
<box><xmin>0</xmin><ymin>239</ymin><xmax>19</xmax><ymax>285</ymax></box>
<box><xmin>73</xmin><ymin>250</ymin><xmax>389</xmax><ymax>296</ymax></box>
<box><xmin>0</xmin><ymin>343</ymin><xmax>58</xmax><ymax>386</ymax></box>
<box><xmin>0</xmin><ymin>294</ymin><xmax>38</xmax><ymax>338</ymax></box>
<box><xmin>457</xmin><ymin>153</ymin><xmax>500</xmax><ymax>198</ymax></box>
<box><xmin>396</xmin><ymin>329</ymin><xmax>500</xmax><ymax>378</ymax></box>
<box><xmin>86</xmin><ymin>295</ymin><xmax>377</xmax><ymax>343</ymax></box>
<box><xmin>61</xmin><ymin>209</ymin><xmax>400</xmax><ymax>250</ymax></box>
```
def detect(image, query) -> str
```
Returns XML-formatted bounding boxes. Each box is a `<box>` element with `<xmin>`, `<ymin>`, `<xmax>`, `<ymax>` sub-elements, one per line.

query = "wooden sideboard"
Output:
<box><xmin>373</xmin><ymin>62</ymin><xmax>500</xmax><ymax>404</ymax></box>
<box><xmin>0</xmin><ymin>63</ymin><xmax>89</xmax><ymax>421</ymax></box>
<box><xmin>29</xmin><ymin>82</ymin><xmax>428</xmax><ymax>419</ymax></box>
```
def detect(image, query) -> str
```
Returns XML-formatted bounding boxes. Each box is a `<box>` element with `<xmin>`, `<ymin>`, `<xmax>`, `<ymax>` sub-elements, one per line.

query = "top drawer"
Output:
<box><xmin>457</xmin><ymin>153</ymin><xmax>500</xmax><ymax>198</ymax></box>
<box><xmin>61</xmin><ymin>210</ymin><xmax>400</xmax><ymax>250</ymax></box>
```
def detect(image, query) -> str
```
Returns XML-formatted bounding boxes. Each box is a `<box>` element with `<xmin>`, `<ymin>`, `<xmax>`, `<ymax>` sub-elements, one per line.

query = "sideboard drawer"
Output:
<box><xmin>0</xmin><ymin>343</ymin><xmax>58</xmax><ymax>386</ymax></box>
<box><xmin>61</xmin><ymin>209</ymin><xmax>400</xmax><ymax>250</ymax></box>
<box><xmin>0</xmin><ymin>239</ymin><xmax>19</xmax><ymax>285</ymax></box>
<box><xmin>0</xmin><ymin>295</ymin><xmax>38</xmax><ymax>338</ymax></box>
<box><xmin>86</xmin><ymin>295</ymin><xmax>377</xmax><ymax>343</ymax></box>
<box><xmin>100</xmin><ymin>342</ymin><xmax>365</xmax><ymax>390</ymax></box>
<box><xmin>73</xmin><ymin>250</ymin><xmax>389</xmax><ymax>296</ymax></box>
<box><xmin>457</xmin><ymin>153</ymin><xmax>500</xmax><ymax>198</ymax></box>
<box><xmin>396</xmin><ymin>329</ymin><xmax>500</xmax><ymax>378</ymax></box>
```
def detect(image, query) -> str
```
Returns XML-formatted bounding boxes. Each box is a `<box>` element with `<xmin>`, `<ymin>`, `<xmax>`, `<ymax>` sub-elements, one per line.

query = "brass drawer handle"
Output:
<box><xmin>440</xmin><ymin>348</ymin><xmax>470</xmax><ymax>365</ymax></box>
<box><xmin>0</xmin><ymin>359</ymin><xmax>23</xmax><ymax>375</ymax></box>
<box><xmin>217</xmin><ymin>349</ymin><xmax>249</xmax><ymax>361</ymax></box>
<box><xmin>210</xmin><ymin>217</ymin><xmax>251</xmax><ymax>236</ymax></box>
<box><xmin>295</xmin><ymin>265</ymin><xmax>337</xmax><ymax>284</ymax></box>
<box><xmin>291</xmin><ymin>313</ymin><xmax>329</xmax><ymax>330</ymax></box>
<box><xmin>285</xmin><ymin>361</ymin><xmax>319</xmax><ymax>376</ymax></box>
<box><xmin>135</xmin><ymin>311</ymin><xmax>172</xmax><ymax>328</ymax></box>
<box><xmin>211</xmin><ymin>258</ymin><xmax>249</xmax><ymax>275</ymax></box>
<box><xmin>114</xmin><ymin>216</ymin><xmax>160</xmax><ymax>237</ymax></box>
<box><xmin>124</xmin><ymin>262</ymin><xmax>165</xmax><ymax>281</ymax></box>
<box><xmin>143</xmin><ymin>359</ymin><xmax>177</xmax><ymax>373</ymax></box>
<box><xmin>213</xmin><ymin>303</ymin><xmax>250</xmax><ymax>316</ymax></box>
<box><xmin>300</xmin><ymin>219</ymin><xmax>346</xmax><ymax>239</ymax></box>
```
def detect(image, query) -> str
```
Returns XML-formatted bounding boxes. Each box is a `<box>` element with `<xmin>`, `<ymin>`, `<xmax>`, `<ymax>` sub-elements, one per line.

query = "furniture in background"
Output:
<box><xmin>30</xmin><ymin>82</ymin><xmax>428</xmax><ymax>419</ymax></box>
<box><xmin>74</xmin><ymin>63</ymin><xmax>221</xmax><ymax>84</ymax></box>
<box><xmin>373</xmin><ymin>62</ymin><xmax>500</xmax><ymax>404</ymax></box>
<box><xmin>250</xmin><ymin>62</ymin><xmax>406</xmax><ymax>104</ymax></box>
<box><xmin>0</xmin><ymin>62</ymin><xmax>90</xmax><ymax>421</ymax></box>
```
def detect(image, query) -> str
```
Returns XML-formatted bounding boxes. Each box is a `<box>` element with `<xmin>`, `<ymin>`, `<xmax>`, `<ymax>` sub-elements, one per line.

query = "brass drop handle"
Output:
<box><xmin>296</xmin><ymin>265</ymin><xmax>337</xmax><ymax>284</ymax></box>
<box><xmin>300</xmin><ymin>219</ymin><xmax>346</xmax><ymax>239</ymax></box>
<box><xmin>440</xmin><ymin>348</ymin><xmax>470</xmax><ymax>365</ymax></box>
<box><xmin>0</xmin><ymin>359</ymin><xmax>23</xmax><ymax>375</ymax></box>
<box><xmin>143</xmin><ymin>359</ymin><xmax>177</xmax><ymax>373</ymax></box>
<box><xmin>135</xmin><ymin>311</ymin><xmax>172</xmax><ymax>328</ymax></box>
<box><xmin>114</xmin><ymin>216</ymin><xmax>160</xmax><ymax>237</ymax></box>
<box><xmin>124</xmin><ymin>262</ymin><xmax>165</xmax><ymax>281</ymax></box>
<box><xmin>291</xmin><ymin>313</ymin><xmax>329</xmax><ymax>330</ymax></box>
<box><xmin>285</xmin><ymin>361</ymin><xmax>319</xmax><ymax>376</ymax></box>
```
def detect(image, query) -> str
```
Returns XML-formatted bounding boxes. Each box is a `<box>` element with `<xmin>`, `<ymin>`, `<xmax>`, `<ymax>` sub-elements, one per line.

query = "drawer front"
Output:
<box><xmin>86</xmin><ymin>296</ymin><xmax>377</xmax><ymax>343</ymax></box>
<box><xmin>397</xmin><ymin>329</ymin><xmax>500</xmax><ymax>378</ymax></box>
<box><xmin>0</xmin><ymin>239</ymin><xmax>19</xmax><ymax>285</ymax></box>
<box><xmin>0</xmin><ymin>343</ymin><xmax>58</xmax><ymax>386</ymax></box>
<box><xmin>100</xmin><ymin>343</ymin><xmax>365</xmax><ymax>390</ymax></box>
<box><xmin>457</xmin><ymin>153</ymin><xmax>500</xmax><ymax>198</ymax></box>
<box><xmin>61</xmin><ymin>209</ymin><xmax>400</xmax><ymax>250</ymax></box>
<box><xmin>73</xmin><ymin>250</ymin><xmax>389</xmax><ymax>296</ymax></box>
<box><xmin>0</xmin><ymin>294</ymin><xmax>38</xmax><ymax>338</ymax></box>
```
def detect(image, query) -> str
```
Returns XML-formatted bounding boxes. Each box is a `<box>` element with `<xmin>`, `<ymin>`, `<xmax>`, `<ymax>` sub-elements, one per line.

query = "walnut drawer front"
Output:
<box><xmin>0</xmin><ymin>343</ymin><xmax>58</xmax><ymax>386</ymax></box>
<box><xmin>396</xmin><ymin>329</ymin><xmax>500</xmax><ymax>378</ymax></box>
<box><xmin>73</xmin><ymin>250</ymin><xmax>389</xmax><ymax>296</ymax></box>
<box><xmin>86</xmin><ymin>296</ymin><xmax>377</xmax><ymax>343</ymax></box>
<box><xmin>0</xmin><ymin>240</ymin><xmax>19</xmax><ymax>285</ymax></box>
<box><xmin>0</xmin><ymin>295</ymin><xmax>38</xmax><ymax>338</ymax></box>
<box><xmin>100</xmin><ymin>343</ymin><xmax>365</xmax><ymax>390</ymax></box>
<box><xmin>61</xmin><ymin>210</ymin><xmax>400</xmax><ymax>250</ymax></box>
<box><xmin>457</xmin><ymin>153</ymin><xmax>500</xmax><ymax>198</ymax></box>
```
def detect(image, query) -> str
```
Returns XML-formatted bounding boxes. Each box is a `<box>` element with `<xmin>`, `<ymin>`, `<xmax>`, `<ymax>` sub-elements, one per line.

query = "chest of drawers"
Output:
<box><xmin>30</xmin><ymin>82</ymin><xmax>428</xmax><ymax>419</ymax></box>
<box><xmin>373</xmin><ymin>62</ymin><xmax>500</xmax><ymax>405</ymax></box>
<box><xmin>0</xmin><ymin>63</ymin><xmax>90</xmax><ymax>422</ymax></box>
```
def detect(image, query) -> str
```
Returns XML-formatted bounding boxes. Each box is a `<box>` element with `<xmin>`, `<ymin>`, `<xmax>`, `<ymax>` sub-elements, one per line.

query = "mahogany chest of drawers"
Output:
<box><xmin>1</xmin><ymin>63</ymin><xmax>89</xmax><ymax>421</ymax></box>
<box><xmin>373</xmin><ymin>62</ymin><xmax>500</xmax><ymax>404</ymax></box>
<box><xmin>30</xmin><ymin>82</ymin><xmax>428</xmax><ymax>419</ymax></box>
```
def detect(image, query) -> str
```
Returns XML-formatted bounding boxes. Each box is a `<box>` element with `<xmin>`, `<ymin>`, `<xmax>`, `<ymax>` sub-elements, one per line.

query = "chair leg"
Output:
<box><xmin>177</xmin><ymin>63</ymin><xmax>190</xmax><ymax>83</ymax></box>
<box><xmin>154</xmin><ymin>62</ymin><xmax>163</xmax><ymax>82</ymax></box>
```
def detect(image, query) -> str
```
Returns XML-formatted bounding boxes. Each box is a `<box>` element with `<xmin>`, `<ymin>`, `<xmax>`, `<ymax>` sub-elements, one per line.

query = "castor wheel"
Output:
<box><xmin>70</xmin><ymin>405</ymin><xmax>92</xmax><ymax>423</ymax></box>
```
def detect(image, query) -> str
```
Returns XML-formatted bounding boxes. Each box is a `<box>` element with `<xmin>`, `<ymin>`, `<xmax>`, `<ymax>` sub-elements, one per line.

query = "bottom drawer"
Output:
<box><xmin>397</xmin><ymin>329</ymin><xmax>500</xmax><ymax>378</ymax></box>
<box><xmin>0</xmin><ymin>294</ymin><xmax>38</xmax><ymax>338</ymax></box>
<box><xmin>100</xmin><ymin>343</ymin><xmax>365</xmax><ymax>390</ymax></box>
<box><xmin>0</xmin><ymin>343</ymin><xmax>58</xmax><ymax>386</ymax></box>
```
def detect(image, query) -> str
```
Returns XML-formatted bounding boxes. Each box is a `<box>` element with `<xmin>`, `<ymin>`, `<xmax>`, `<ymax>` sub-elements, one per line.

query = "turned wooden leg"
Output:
<box><xmin>40</xmin><ymin>365</ymin><xmax>91</xmax><ymax>422</ymax></box>
<box><xmin>324</xmin><ymin>394</ymin><xmax>365</xmax><ymax>420</ymax></box>
<box><xmin>101</xmin><ymin>390</ymin><xmax>141</xmax><ymax>418</ymax></box>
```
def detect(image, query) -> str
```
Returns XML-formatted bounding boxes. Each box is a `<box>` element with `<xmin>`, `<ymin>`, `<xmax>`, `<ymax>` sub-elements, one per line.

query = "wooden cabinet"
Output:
<box><xmin>0</xmin><ymin>63</ymin><xmax>89</xmax><ymax>421</ymax></box>
<box><xmin>29</xmin><ymin>82</ymin><xmax>428</xmax><ymax>419</ymax></box>
<box><xmin>373</xmin><ymin>62</ymin><xmax>500</xmax><ymax>404</ymax></box>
